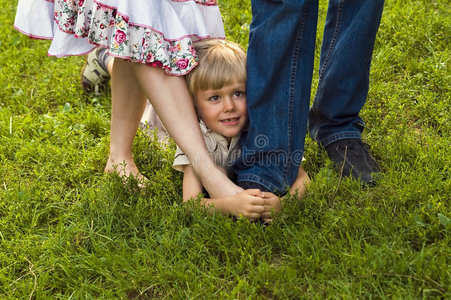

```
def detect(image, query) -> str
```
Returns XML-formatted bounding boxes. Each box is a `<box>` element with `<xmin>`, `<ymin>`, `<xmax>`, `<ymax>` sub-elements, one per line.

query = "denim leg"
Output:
<box><xmin>234</xmin><ymin>0</ymin><xmax>318</xmax><ymax>193</ymax></box>
<box><xmin>309</xmin><ymin>0</ymin><xmax>385</xmax><ymax>147</ymax></box>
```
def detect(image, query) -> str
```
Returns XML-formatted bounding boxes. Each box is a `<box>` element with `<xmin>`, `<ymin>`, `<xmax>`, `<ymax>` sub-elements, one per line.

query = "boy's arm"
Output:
<box><xmin>289</xmin><ymin>166</ymin><xmax>310</xmax><ymax>196</ymax></box>
<box><xmin>182</xmin><ymin>165</ymin><xmax>204</xmax><ymax>202</ymax></box>
<box><xmin>183</xmin><ymin>165</ymin><xmax>264</xmax><ymax>221</ymax></box>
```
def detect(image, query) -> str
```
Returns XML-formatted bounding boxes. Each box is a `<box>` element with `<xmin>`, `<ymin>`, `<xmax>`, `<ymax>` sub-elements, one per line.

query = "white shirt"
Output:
<box><xmin>173</xmin><ymin>120</ymin><xmax>241</xmax><ymax>177</ymax></box>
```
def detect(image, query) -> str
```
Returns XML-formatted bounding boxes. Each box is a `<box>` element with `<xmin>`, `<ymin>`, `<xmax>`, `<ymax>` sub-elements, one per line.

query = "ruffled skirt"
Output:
<box><xmin>14</xmin><ymin>0</ymin><xmax>225</xmax><ymax>75</ymax></box>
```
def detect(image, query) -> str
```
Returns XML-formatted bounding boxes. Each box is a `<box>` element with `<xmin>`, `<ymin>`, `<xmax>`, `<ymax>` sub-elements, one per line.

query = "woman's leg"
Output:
<box><xmin>131</xmin><ymin>62</ymin><xmax>242</xmax><ymax>198</ymax></box>
<box><xmin>104</xmin><ymin>58</ymin><xmax>147</xmax><ymax>180</ymax></box>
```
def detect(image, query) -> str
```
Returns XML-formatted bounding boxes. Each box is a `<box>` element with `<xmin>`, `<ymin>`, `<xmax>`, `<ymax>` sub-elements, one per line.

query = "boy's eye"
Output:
<box><xmin>234</xmin><ymin>91</ymin><xmax>246</xmax><ymax>97</ymax></box>
<box><xmin>209</xmin><ymin>95</ymin><xmax>220</xmax><ymax>101</ymax></box>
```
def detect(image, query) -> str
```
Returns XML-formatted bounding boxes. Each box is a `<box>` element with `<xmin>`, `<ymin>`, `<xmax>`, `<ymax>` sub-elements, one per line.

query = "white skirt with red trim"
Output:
<box><xmin>14</xmin><ymin>0</ymin><xmax>225</xmax><ymax>75</ymax></box>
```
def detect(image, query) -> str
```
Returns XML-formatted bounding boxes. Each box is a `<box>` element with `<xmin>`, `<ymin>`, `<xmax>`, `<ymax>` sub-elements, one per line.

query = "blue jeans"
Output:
<box><xmin>234</xmin><ymin>0</ymin><xmax>385</xmax><ymax>192</ymax></box>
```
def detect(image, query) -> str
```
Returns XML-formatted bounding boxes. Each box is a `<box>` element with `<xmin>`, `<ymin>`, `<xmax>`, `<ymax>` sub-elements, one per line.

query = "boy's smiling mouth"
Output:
<box><xmin>220</xmin><ymin>117</ymin><xmax>240</xmax><ymax>125</ymax></box>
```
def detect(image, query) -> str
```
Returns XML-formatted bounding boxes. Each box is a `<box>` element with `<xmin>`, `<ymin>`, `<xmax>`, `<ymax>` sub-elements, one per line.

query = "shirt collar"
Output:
<box><xmin>199</xmin><ymin>119</ymin><xmax>241</xmax><ymax>150</ymax></box>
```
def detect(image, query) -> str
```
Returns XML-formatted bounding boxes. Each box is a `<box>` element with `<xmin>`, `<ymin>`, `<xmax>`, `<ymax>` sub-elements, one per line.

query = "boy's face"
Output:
<box><xmin>195</xmin><ymin>81</ymin><xmax>247</xmax><ymax>141</ymax></box>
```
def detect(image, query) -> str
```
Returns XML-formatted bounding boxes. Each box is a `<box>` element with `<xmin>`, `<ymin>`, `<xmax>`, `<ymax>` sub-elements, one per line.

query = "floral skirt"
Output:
<box><xmin>14</xmin><ymin>0</ymin><xmax>225</xmax><ymax>75</ymax></box>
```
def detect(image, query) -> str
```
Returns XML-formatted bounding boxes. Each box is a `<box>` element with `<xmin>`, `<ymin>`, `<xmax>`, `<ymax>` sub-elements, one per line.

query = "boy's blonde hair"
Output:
<box><xmin>185</xmin><ymin>39</ymin><xmax>246</xmax><ymax>100</ymax></box>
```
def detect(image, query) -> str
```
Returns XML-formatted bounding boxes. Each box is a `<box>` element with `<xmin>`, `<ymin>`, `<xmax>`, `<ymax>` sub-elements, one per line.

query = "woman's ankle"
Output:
<box><xmin>197</xmin><ymin>166</ymin><xmax>242</xmax><ymax>199</ymax></box>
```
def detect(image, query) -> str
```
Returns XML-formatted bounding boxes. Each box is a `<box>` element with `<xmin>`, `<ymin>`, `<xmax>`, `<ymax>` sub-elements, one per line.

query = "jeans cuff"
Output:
<box><xmin>237</xmin><ymin>174</ymin><xmax>283</xmax><ymax>194</ymax></box>
<box><xmin>318</xmin><ymin>131</ymin><xmax>362</xmax><ymax>147</ymax></box>
<box><xmin>237</xmin><ymin>181</ymin><xmax>271</xmax><ymax>193</ymax></box>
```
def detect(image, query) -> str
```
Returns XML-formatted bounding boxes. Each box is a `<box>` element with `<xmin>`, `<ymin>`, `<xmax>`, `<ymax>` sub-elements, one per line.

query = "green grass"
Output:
<box><xmin>1</xmin><ymin>0</ymin><xmax>450</xmax><ymax>298</ymax></box>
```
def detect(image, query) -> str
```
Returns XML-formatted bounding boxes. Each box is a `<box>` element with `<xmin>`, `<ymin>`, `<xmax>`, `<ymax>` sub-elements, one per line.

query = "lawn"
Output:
<box><xmin>0</xmin><ymin>0</ymin><xmax>449</xmax><ymax>298</ymax></box>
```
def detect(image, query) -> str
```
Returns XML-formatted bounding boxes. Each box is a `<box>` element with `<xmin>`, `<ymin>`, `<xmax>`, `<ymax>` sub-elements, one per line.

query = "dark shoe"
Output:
<box><xmin>325</xmin><ymin>138</ymin><xmax>380</xmax><ymax>185</ymax></box>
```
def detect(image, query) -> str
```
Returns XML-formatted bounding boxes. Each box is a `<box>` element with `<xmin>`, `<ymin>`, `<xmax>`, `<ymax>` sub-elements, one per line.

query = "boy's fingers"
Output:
<box><xmin>261</xmin><ymin>211</ymin><xmax>272</xmax><ymax>219</ymax></box>
<box><xmin>262</xmin><ymin>191</ymin><xmax>277</xmax><ymax>198</ymax></box>
<box><xmin>244</xmin><ymin>189</ymin><xmax>264</xmax><ymax>197</ymax></box>
<box><xmin>246</xmin><ymin>203</ymin><xmax>264</xmax><ymax>213</ymax></box>
<box><xmin>262</xmin><ymin>193</ymin><xmax>278</xmax><ymax>201</ymax></box>
<box><xmin>252</xmin><ymin>205</ymin><xmax>265</xmax><ymax>213</ymax></box>
<box><xmin>247</xmin><ymin>212</ymin><xmax>261</xmax><ymax>220</ymax></box>
<box><xmin>251</xmin><ymin>197</ymin><xmax>265</xmax><ymax>206</ymax></box>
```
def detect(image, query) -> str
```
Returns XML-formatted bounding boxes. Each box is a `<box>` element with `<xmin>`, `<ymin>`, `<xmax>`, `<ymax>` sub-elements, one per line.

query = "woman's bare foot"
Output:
<box><xmin>104</xmin><ymin>156</ymin><xmax>148</xmax><ymax>187</ymax></box>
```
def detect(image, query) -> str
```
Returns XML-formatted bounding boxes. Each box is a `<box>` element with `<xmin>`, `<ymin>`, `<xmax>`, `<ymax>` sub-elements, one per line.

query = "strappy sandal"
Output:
<box><xmin>81</xmin><ymin>48</ymin><xmax>110</xmax><ymax>96</ymax></box>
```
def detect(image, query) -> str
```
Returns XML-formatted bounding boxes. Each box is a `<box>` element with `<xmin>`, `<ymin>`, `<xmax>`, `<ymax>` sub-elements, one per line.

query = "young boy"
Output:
<box><xmin>158</xmin><ymin>39</ymin><xmax>309</xmax><ymax>222</ymax></box>
<box><xmin>82</xmin><ymin>40</ymin><xmax>310</xmax><ymax>222</ymax></box>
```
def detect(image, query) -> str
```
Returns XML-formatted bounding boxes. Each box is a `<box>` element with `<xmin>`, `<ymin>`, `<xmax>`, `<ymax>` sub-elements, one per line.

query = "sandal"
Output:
<box><xmin>81</xmin><ymin>48</ymin><xmax>110</xmax><ymax>95</ymax></box>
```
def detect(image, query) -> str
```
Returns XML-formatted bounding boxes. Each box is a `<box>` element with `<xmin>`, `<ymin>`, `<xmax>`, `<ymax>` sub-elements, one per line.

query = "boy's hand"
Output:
<box><xmin>261</xmin><ymin>192</ymin><xmax>281</xmax><ymax>223</ymax></box>
<box><xmin>228</xmin><ymin>189</ymin><xmax>264</xmax><ymax>221</ymax></box>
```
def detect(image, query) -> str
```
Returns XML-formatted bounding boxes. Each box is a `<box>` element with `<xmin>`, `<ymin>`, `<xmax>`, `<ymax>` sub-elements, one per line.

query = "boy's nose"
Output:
<box><xmin>223</xmin><ymin>98</ymin><xmax>235</xmax><ymax>111</ymax></box>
